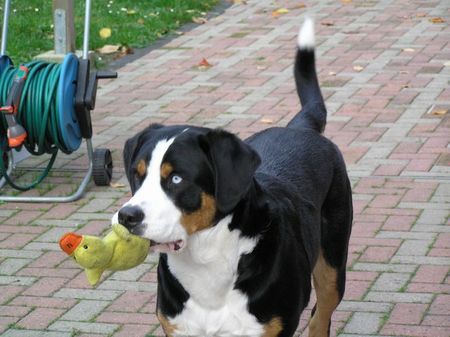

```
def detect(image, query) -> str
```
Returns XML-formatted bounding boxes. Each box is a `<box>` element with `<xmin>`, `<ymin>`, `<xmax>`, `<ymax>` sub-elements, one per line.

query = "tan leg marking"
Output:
<box><xmin>262</xmin><ymin>317</ymin><xmax>283</xmax><ymax>337</ymax></box>
<box><xmin>180</xmin><ymin>192</ymin><xmax>216</xmax><ymax>235</ymax></box>
<box><xmin>157</xmin><ymin>311</ymin><xmax>177</xmax><ymax>337</ymax></box>
<box><xmin>308</xmin><ymin>251</ymin><xmax>340</xmax><ymax>337</ymax></box>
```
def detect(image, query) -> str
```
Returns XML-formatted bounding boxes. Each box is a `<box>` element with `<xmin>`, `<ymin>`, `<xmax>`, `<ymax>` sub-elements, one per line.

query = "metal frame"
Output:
<box><xmin>0</xmin><ymin>151</ymin><xmax>13</xmax><ymax>189</ymax></box>
<box><xmin>0</xmin><ymin>139</ymin><xmax>94</xmax><ymax>202</ymax></box>
<box><xmin>0</xmin><ymin>0</ymin><xmax>10</xmax><ymax>55</ymax></box>
<box><xmin>0</xmin><ymin>0</ymin><xmax>96</xmax><ymax>203</ymax></box>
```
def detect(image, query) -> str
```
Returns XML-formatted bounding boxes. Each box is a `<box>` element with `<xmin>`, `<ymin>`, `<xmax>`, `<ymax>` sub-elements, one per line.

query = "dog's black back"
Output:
<box><xmin>228</xmin><ymin>38</ymin><xmax>352</xmax><ymax>336</ymax></box>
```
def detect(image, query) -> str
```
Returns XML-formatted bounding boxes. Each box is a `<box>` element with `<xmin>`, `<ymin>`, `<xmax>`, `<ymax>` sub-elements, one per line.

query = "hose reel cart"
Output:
<box><xmin>0</xmin><ymin>0</ymin><xmax>117</xmax><ymax>202</ymax></box>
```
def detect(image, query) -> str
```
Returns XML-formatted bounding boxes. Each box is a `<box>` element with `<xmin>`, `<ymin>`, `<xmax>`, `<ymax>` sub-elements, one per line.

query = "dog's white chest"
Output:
<box><xmin>170</xmin><ymin>291</ymin><xmax>264</xmax><ymax>337</ymax></box>
<box><xmin>166</xmin><ymin>216</ymin><xmax>263</xmax><ymax>337</ymax></box>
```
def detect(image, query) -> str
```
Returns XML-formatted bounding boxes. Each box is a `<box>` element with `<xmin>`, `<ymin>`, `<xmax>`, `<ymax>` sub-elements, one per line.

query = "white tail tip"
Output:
<box><xmin>298</xmin><ymin>17</ymin><xmax>315</xmax><ymax>49</ymax></box>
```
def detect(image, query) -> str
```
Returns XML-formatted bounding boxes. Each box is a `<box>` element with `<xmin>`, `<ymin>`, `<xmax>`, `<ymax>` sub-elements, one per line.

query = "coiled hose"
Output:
<box><xmin>0</xmin><ymin>60</ymin><xmax>74</xmax><ymax>191</ymax></box>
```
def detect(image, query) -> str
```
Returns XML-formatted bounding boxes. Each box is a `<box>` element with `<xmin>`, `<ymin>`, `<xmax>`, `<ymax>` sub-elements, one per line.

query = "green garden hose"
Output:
<box><xmin>0</xmin><ymin>60</ymin><xmax>73</xmax><ymax>191</ymax></box>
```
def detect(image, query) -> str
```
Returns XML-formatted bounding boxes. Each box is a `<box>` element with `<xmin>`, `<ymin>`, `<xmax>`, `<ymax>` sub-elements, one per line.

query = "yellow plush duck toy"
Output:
<box><xmin>59</xmin><ymin>223</ymin><xmax>150</xmax><ymax>286</ymax></box>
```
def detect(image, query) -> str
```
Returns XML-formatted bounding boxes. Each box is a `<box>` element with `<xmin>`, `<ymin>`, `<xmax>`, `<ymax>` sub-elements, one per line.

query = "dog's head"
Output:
<box><xmin>113</xmin><ymin>124</ymin><xmax>261</xmax><ymax>253</ymax></box>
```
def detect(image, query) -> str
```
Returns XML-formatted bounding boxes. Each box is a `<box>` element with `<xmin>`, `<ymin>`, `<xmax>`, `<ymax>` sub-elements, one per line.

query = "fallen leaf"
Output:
<box><xmin>260</xmin><ymin>118</ymin><xmax>274</xmax><ymax>124</ymax></box>
<box><xmin>127</xmin><ymin>9</ymin><xmax>136</xmax><ymax>15</ymax></box>
<box><xmin>430</xmin><ymin>17</ymin><xmax>446</xmax><ymax>23</ymax></box>
<box><xmin>401</xmin><ymin>84</ymin><xmax>409</xmax><ymax>89</ymax></box>
<box><xmin>137</xmin><ymin>18</ymin><xmax>145</xmax><ymax>24</ymax></box>
<box><xmin>199</xmin><ymin>58</ymin><xmax>211</xmax><ymax>66</ymax></box>
<box><xmin>399</xmin><ymin>70</ymin><xmax>409</xmax><ymax>74</ymax></box>
<box><xmin>431</xmin><ymin>108</ymin><xmax>448</xmax><ymax>116</ymax></box>
<box><xmin>192</xmin><ymin>17</ymin><xmax>208</xmax><ymax>24</ymax></box>
<box><xmin>97</xmin><ymin>44</ymin><xmax>120</xmax><ymax>54</ymax></box>
<box><xmin>291</xmin><ymin>4</ymin><xmax>306</xmax><ymax>9</ymax></box>
<box><xmin>341</xmin><ymin>0</ymin><xmax>352</xmax><ymax>3</ymax></box>
<box><xmin>232</xmin><ymin>0</ymin><xmax>248</xmax><ymax>4</ymax></box>
<box><xmin>426</xmin><ymin>104</ymin><xmax>448</xmax><ymax>116</ymax></box>
<box><xmin>328</xmin><ymin>71</ymin><xmax>337</xmax><ymax>76</ymax></box>
<box><xmin>403</xmin><ymin>48</ymin><xmax>415</xmax><ymax>52</ymax></box>
<box><xmin>110</xmin><ymin>182</ymin><xmax>126</xmax><ymax>188</ymax></box>
<box><xmin>416</xmin><ymin>12</ymin><xmax>427</xmax><ymax>17</ymax></box>
<box><xmin>343</xmin><ymin>30</ymin><xmax>360</xmax><ymax>34</ymax></box>
<box><xmin>353</xmin><ymin>65</ymin><xmax>364</xmax><ymax>72</ymax></box>
<box><xmin>272</xmin><ymin>8</ymin><xmax>289</xmax><ymax>17</ymax></box>
<box><xmin>444</xmin><ymin>61</ymin><xmax>450</xmax><ymax>67</ymax></box>
<box><xmin>321</xmin><ymin>20</ymin><xmax>334</xmax><ymax>26</ymax></box>
<box><xmin>119</xmin><ymin>45</ymin><xmax>133</xmax><ymax>55</ymax></box>
<box><xmin>197</xmin><ymin>58</ymin><xmax>212</xmax><ymax>69</ymax></box>
<box><xmin>99</xmin><ymin>27</ymin><xmax>112</xmax><ymax>39</ymax></box>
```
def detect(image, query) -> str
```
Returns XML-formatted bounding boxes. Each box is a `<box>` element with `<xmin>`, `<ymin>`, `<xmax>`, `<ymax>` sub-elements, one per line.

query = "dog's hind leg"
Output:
<box><xmin>309</xmin><ymin>171</ymin><xmax>352</xmax><ymax>337</ymax></box>
<box><xmin>308</xmin><ymin>251</ymin><xmax>340</xmax><ymax>337</ymax></box>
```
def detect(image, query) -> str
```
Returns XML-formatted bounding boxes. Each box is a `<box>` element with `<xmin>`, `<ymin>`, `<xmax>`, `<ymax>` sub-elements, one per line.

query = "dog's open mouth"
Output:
<box><xmin>150</xmin><ymin>239</ymin><xmax>185</xmax><ymax>253</ymax></box>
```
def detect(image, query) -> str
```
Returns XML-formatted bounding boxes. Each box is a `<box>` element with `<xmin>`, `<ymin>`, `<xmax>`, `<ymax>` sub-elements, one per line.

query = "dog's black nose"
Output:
<box><xmin>118</xmin><ymin>205</ymin><xmax>144</xmax><ymax>229</ymax></box>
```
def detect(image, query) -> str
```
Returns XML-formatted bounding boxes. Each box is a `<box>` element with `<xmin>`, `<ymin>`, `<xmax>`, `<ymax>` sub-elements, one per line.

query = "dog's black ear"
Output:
<box><xmin>199</xmin><ymin>129</ymin><xmax>261</xmax><ymax>214</ymax></box>
<box><xmin>123</xmin><ymin>135</ymin><xmax>140</xmax><ymax>183</ymax></box>
<box><xmin>123</xmin><ymin>123</ymin><xmax>163</xmax><ymax>183</ymax></box>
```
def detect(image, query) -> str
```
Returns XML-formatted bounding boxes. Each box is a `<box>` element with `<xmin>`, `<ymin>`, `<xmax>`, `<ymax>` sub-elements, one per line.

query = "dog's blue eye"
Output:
<box><xmin>171</xmin><ymin>175</ymin><xmax>182</xmax><ymax>184</ymax></box>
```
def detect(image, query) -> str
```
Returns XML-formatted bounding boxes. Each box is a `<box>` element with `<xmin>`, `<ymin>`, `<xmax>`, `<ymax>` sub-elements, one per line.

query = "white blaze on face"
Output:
<box><xmin>120</xmin><ymin>137</ymin><xmax>188</xmax><ymax>244</ymax></box>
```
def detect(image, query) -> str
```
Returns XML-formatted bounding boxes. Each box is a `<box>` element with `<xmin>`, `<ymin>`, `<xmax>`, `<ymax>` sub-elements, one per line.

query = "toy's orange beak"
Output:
<box><xmin>59</xmin><ymin>233</ymin><xmax>83</xmax><ymax>255</ymax></box>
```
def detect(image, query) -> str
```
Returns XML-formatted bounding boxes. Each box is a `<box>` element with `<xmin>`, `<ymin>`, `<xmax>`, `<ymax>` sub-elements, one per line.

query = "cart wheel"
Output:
<box><xmin>2</xmin><ymin>151</ymin><xmax>9</xmax><ymax>170</ymax></box>
<box><xmin>93</xmin><ymin>148</ymin><xmax>113</xmax><ymax>186</ymax></box>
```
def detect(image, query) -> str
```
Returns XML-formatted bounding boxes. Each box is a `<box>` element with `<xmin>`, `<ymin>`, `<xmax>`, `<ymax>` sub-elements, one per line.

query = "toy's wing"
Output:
<box><xmin>85</xmin><ymin>268</ymin><xmax>104</xmax><ymax>286</ymax></box>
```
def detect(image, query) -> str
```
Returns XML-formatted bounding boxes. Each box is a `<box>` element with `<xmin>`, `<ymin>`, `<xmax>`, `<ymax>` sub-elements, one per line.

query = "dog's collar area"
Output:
<box><xmin>150</xmin><ymin>239</ymin><xmax>185</xmax><ymax>253</ymax></box>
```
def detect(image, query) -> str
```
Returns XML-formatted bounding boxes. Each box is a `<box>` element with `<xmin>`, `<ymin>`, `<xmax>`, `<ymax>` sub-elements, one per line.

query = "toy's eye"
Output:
<box><xmin>83</xmin><ymin>245</ymin><xmax>88</xmax><ymax>249</ymax></box>
<box><xmin>171</xmin><ymin>175</ymin><xmax>182</xmax><ymax>184</ymax></box>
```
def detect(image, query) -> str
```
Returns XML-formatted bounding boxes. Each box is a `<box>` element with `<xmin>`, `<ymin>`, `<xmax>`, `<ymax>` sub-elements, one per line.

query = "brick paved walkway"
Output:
<box><xmin>1</xmin><ymin>0</ymin><xmax>449</xmax><ymax>336</ymax></box>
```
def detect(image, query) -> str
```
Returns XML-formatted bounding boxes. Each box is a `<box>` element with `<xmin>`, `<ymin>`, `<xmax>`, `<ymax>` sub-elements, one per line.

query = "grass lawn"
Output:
<box><xmin>0</xmin><ymin>0</ymin><xmax>217</xmax><ymax>64</ymax></box>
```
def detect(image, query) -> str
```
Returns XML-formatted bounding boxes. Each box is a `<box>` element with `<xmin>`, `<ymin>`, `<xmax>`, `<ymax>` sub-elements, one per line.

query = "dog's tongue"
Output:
<box><xmin>151</xmin><ymin>240</ymin><xmax>184</xmax><ymax>253</ymax></box>
<box><xmin>171</xmin><ymin>241</ymin><xmax>181</xmax><ymax>251</ymax></box>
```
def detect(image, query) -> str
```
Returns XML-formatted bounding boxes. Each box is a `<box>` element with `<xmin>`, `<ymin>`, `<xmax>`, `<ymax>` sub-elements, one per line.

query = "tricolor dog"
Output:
<box><xmin>114</xmin><ymin>19</ymin><xmax>353</xmax><ymax>337</ymax></box>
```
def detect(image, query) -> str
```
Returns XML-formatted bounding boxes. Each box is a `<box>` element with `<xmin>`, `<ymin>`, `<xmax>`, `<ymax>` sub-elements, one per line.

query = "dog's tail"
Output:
<box><xmin>287</xmin><ymin>18</ymin><xmax>327</xmax><ymax>133</ymax></box>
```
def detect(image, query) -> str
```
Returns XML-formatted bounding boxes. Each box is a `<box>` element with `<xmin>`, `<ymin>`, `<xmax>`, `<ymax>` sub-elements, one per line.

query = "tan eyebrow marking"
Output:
<box><xmin>160</xmin><ymin>162</ymin><xmax>174</xmax><ymax>179</ymax></box>
<box><xmin>136</xmin><ymin>159</ymin><xmax>147</xmax><ymax>177</ymax></box>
